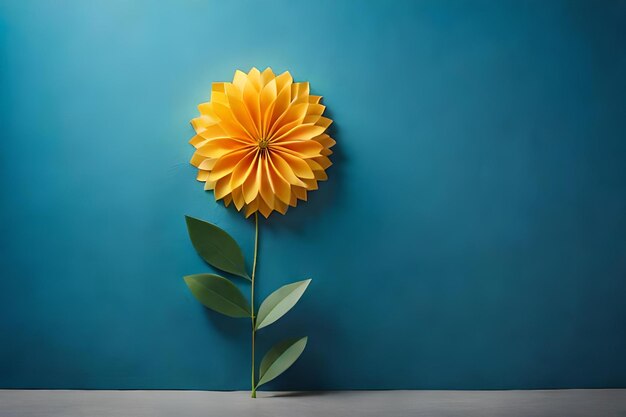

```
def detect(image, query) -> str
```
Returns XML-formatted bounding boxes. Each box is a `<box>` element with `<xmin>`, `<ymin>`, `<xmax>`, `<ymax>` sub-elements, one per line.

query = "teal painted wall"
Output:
<box><xmin>1</xmin><ymin>0</ymin><xmax>626</xmax><ymax>389</ymax></box>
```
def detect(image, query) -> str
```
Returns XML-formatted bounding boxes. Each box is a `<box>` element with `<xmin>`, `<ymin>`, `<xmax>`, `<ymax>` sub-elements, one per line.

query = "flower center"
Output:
<box><xmin>258</xmin><ymin>138</ymin><xmax>270</xmax><ymax>150</ymax></box>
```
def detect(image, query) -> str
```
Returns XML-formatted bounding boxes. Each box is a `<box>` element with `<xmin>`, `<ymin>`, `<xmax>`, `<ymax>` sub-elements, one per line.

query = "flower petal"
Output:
<box><xmin>293</xmin><ymin>186</ymin><xmax>307</xmax><ymax>201</ymax></box>
<box><xmin>214</xmin><ymin>175</ymin><xmax>233</xmax><ymax>199</ymax></box>
<box><xmin>258</xmin><ymin>156</ymin><xmax>275</xmax><ymax>208</ymax></box>
<box><xmin>291</xmin><ymin>82</ymin><xmax>310</xmax><ymax>100</ymax></box>
<box><xmin>267</xmin><ymin>156</ymin><xmax>291</xmax><ymax>204</ymax></box>
<box><xmin>271</xmin><ymin>124</ymin><xmax>327</xmax><ymax>143</ymax></box>
<box><xmin>231</xmin><ymin>186</ymin><xmax>245</xmax><ymax>210</ymax></box>
<box><xmin>270</xmin><ymin>153</ymin><xmax>307</xmax><ymax>187</ymax></box>
<box><xmin>247</xmin><ymin>67</ymin><xmax>262</xmax><ymax>90</ymax></box>
<box><xmin>190</xmin><ymin>153</ymin><xmax>206</xmax><ymax>167</ymax></box>
<box><xmin>196</xmin><ymin>138</ymin><xmax>251</xmax><ymax>158</ymax></box>
<box><xmin>273</xmin><ymin>140</ymin><xmax>324</xmax><ymax>158</ymax></box>
<box><xmin>314</xmin><ymin>116</ymin><xmax>333</xmax><ymax>129</ymax></box>
<box><xmin>274</xmin><ymin>151</ymin><xmax>315</xmax><ymax>179</ymax></box>
<box><xmin>226</xmin><ymin>83</ymin><xmax>260</xmax><ymax>139</ymax></box>
<box><xmin>260</xmin><ymin>79</ymin><xmax>278</xmax><ymax>137</ymax></box>
<box><xmin>301</xmin><ymin>178</ymin><xmax>318</xmax><ymax>191</ymax></box>
<box><xmin>208</xmin><ymin>148</ymin><xmax>251</xmax><ymax>181</ymax></box>
<box><xmin>232</xmin><ymin>70</ymin><xmax>248</xmax><ymax>91</ymax></box>
<box><xmin>199</xmin><ymin>158</ymin><xmax>218</xmax><ymax>170</ymax></box>
<box><xmin>196</xmin><ymin>123</ymin><xmax>229</xmax><ymax>140</ymax></box>
<box><xmin>212</xmin><ymin>101</ymin><xmax>254</xmax><ymax>141</ymax></box>
<box><xmin>197</xmin><ymin>170</ymin><xmax>209</xmax><ymax>181</ymax></box>
<box><xmin>204</xmin><ymin>178</ymin><xmax>217</xmax><ymax>190</ymax></box>
<box><xmin>268</xmin><ymin>103</ymin><xmax>309</xmax><ymax>139</ymax></box>
<box><xmin>229</xmin><ymin>150</ymin><xmax>259</xmax><ymax>190</ymax></box>
<box><xmin>312</xmin><ymin>155</ymin><xmax>332</xmax><ymax>169</ymax></box>
<box><xmin>189</xmin><ymin>134</ymin><xmax>207</xmax><ymax>148</ymax></box>
<box><xmin>312</xmin><ymin>133</ymin><xmax>336</xmax><ymax>149</ymax></box>
<box><xmin>261</xmin><ymin>68</ymin><xmax>276</xmax><ymax>86</ymax></box>
<box><xmin>191</xmin><ymin>114</ymin><xmax>217</xmax><ymax>133</ymax></box>
<box><xmin>243</xmin><ymin>78</ymin><xmax>261</xmax><ymax>130</ymax></box>
<box><xmin>307</xmin><ymin>159</ymin><xmax>328</xmax><ymax>180</ymax></box>
<box><xmin>212</xmin><ymin>82</ymin><xmax>226</xmax><ymax>94</ymax></box>
<box><xmin>267</xmin><ymin>75</ymin><xmax>293</xmax><ymax>134</ymax></box>
<box><xmin>242</xmin><ymin>157</ymin><xmax>262</xmax><ymax>204</ymax></box>
<box><xmin>306</xmin><ymin>103</ymin><xmax>325</xmax><ymax>116</ymax></box>
<box><xmin>210</xmin><ymin>87</ymin><xmax>228</xmax><ymax>105</ymax></box>
<box><xmin>275</xmin><ymin>71</ymin><xmax>293</xmax><ymax>94</ymax></box>
<box><xmin>258</xmin><ymin>197</ymin><xmax>273</xmax><ymax>218</ymax></box>
<box><xmin>273</xmin><ymin>198</ymin><xmax>289</xmax><ymax>215</ymax></box>
<box><xmin>244</xmin><ymin>198</ymin><xmax>259</xmax><ymax>217</ymax></box>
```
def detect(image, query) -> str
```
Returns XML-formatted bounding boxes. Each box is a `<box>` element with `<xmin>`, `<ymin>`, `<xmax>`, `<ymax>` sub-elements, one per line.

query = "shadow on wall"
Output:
<box><xmin>261</xmin><ymin>109</ymin><xmax>344</xmax><ymax>388</ymax></box>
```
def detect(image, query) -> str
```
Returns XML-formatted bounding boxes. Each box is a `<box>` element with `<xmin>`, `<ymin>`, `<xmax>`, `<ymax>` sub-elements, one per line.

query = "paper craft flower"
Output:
<box><xmin>183</xmin><ymin>67</ymin><xmax>335</xmax><ymax>398</ymax></box>
<box><xmin>189</xmin><ymin>67</ymin><xmax>335</xmax><ymax>218</ymax></box>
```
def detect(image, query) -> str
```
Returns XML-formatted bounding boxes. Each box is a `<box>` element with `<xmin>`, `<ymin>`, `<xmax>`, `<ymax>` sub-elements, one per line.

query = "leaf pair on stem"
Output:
<box><xmin>183</xmin><ymin>216</ymin><xmax>309</xmax><ymax>391</ymax></box>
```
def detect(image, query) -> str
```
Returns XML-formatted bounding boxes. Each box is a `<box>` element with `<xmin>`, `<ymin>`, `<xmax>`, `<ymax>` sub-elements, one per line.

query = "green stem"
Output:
<box><xmin>250</xmin><ymin>212</ymin><xmax>259</xmax><ymax>398</ymax></box>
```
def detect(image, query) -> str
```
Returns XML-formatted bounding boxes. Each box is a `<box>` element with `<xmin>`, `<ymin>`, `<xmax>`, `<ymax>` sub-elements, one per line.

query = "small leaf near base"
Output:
<box><xmin>257</xmin><ymin>336</ymin><xmax>308</xmax><ymax>388</ymax></box>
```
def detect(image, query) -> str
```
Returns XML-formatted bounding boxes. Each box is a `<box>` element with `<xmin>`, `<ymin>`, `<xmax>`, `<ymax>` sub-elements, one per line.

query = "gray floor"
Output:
<box><xmin>1</xmin><ymin>389</ymin><xmax>625</xmax><ymax>417</ymax></box>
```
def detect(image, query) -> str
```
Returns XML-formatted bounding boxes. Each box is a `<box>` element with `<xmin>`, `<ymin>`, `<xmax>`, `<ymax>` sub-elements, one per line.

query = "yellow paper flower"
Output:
<box><xmin>189</xmin><ymin>67</ymin><xmax>335</xmax><ymax>218</ymax></box>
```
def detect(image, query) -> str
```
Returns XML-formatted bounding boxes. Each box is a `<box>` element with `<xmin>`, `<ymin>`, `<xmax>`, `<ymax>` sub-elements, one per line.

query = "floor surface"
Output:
<box><xmin>1</xmin><ymin>389</ymin><xmax>625</xmax><ymax>417</ymax></box>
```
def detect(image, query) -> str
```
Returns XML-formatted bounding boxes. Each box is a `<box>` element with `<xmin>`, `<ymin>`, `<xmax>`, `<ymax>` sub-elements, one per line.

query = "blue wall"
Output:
<box><xmin>1</xmin><ymin>0</ymin><xmax>626</xmax><ymax>390</ymax></box>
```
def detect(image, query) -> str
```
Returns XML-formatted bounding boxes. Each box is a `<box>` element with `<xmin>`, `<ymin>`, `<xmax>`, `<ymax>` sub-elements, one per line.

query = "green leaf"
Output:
<box><xmin>257</xmin><ymin>337</ymin><xmax>308</xmax><ymax>388</ymax></box>
<box><xmin>185</xmin><ymin>216</ymin><xmax>250</xmax><ymax>281</ymax></box>
<box><xmin>184</xmin><ymin>274</ymin><xmax>250</xmax><ymax>318</ymax></box>
<box><xmin>255</xmin><ymin>279</ymin><xmax>311</xmax><ymax>330</ymax></box>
